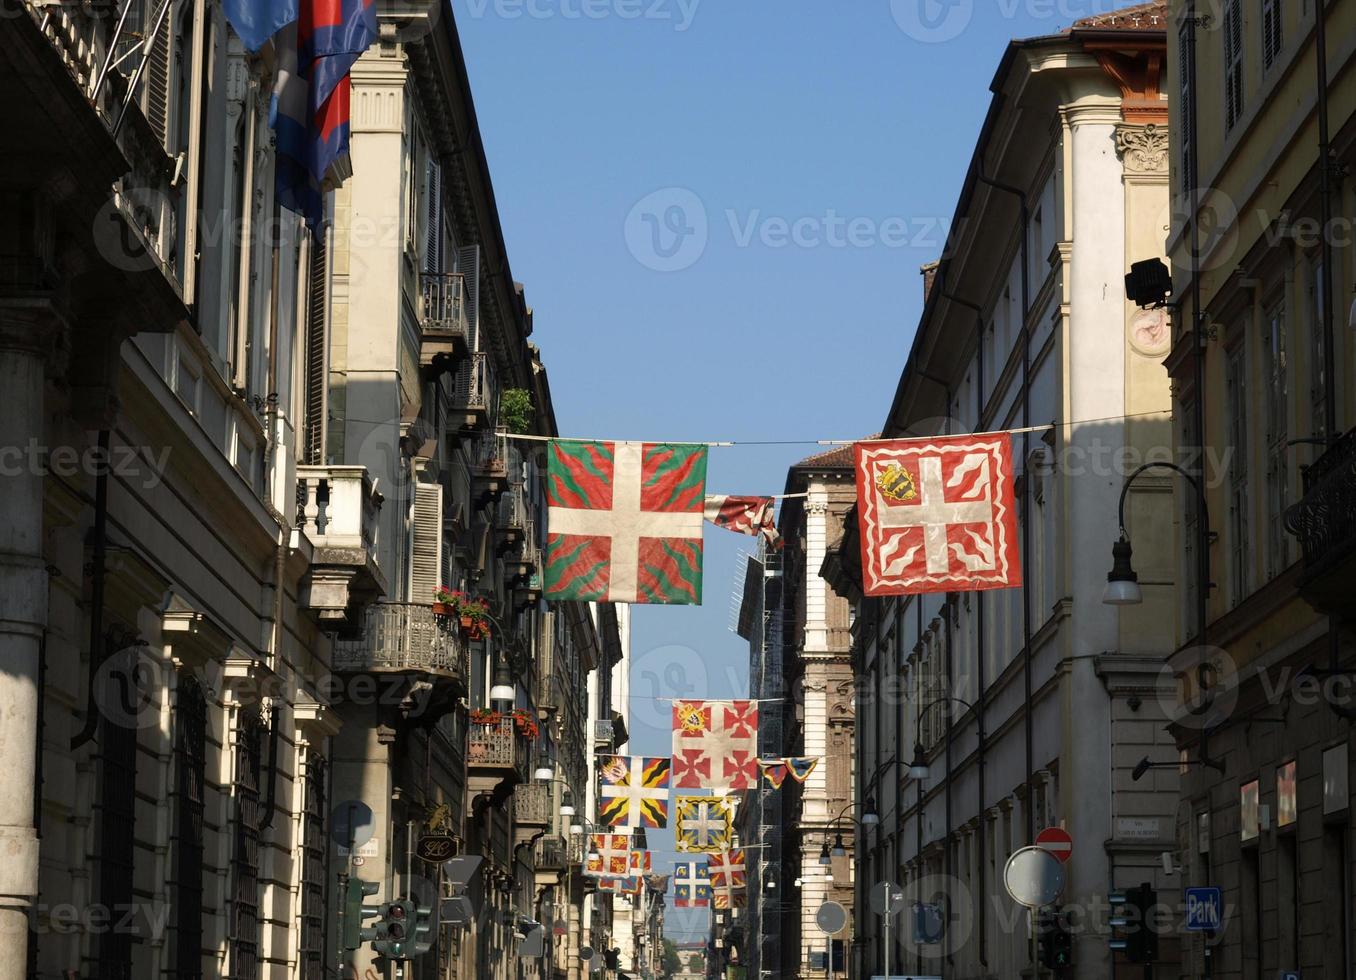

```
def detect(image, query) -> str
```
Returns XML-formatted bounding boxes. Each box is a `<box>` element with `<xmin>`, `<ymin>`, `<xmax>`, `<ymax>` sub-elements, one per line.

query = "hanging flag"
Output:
<box><xmin>675</xmin><ymin>795</ymin><xmax>736</xmax><ymax>853</ymax></box>
<box><xmin>671</xmin><ymin>700</ymin><xmax>759</xmax><ymax>789</ymax></box>
<box><xmin>630</xmin><ymin>850</ymin><xmax>652</xmax><ymax>873</ymax></box>
<box><xmin>673</xmin><ymin>861</ymin><xmax>712</xmax><ymax>908</ymax></box>
<box><xmin>597</xmin><ymin>876</ymin><xmax>642</xmax><ymax>895</ymax></box>
<box><xmin>786</xmin><ymin>757</ymin><xmax>819</xmax><ymax>783</ymax></box>
<box><xmin>545</xmin><ymin>441</ymin><xmax>707</xmax><ymax>604</ymax></box>
<box><xmin>855</xmin><ymin>434</ymin><xmax>1021</xmax><ymax>595</ymax></box>
<box><xmin>223</xmin><ymin>0</ymin><xmax>298</xmax><ymax>51</ymax></box>
<box><xmin>757</xmin><ymin>759</ymin><xmax>789</xmax><ymax>788</ymax></box>
<box><xmin>584</xmin><ymin>833</ymin><xmax>632</xmax><ymax>878</ymax></box>
<box><xmin>598</xmin><ymin>755</ymin><xmax>672</xmax><ymax>828</ymax></box>
<box><xmin>273</xmin><ymin>0</ymin><xmax>377</xmax><ymax>232</ymax></box>
<box><xmin>703</xmin><ymin>495</ymin><xmax>781</xmax><ymax>549</ymax></box>
<box><xmin>707</xmin><ymin>849</ymin><xmax>747</xmax><ymax>890</ymax></box>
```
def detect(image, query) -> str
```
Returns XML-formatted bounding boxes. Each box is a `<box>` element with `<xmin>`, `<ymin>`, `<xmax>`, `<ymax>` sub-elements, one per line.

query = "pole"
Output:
<box><xmin>883</xmin><ymin>904</ymin><xmax>890</xmax><ymax>980</ymax></box>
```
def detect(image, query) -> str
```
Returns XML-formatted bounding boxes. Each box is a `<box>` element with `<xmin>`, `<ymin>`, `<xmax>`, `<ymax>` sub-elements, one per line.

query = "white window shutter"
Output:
<box><xmin>410</xmin><ymin>483</ymin><xmax>444</xmax><ymax>602</ymax></box>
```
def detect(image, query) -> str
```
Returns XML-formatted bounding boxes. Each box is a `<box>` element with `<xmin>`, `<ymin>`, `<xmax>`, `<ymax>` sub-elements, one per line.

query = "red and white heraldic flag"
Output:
<box><xmin>854</xmin><ymin>434</ymin><xmax>1022</xmax><ymax>596</ymax></box>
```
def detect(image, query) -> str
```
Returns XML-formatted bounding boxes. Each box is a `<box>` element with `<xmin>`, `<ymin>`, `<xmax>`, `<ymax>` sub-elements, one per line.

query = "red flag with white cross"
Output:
<box><xmin>854</xmin><ymin>434</ymin><xmax>1021</xmax><ymax>595</ymax></box>
<box><xmin>545</xmin><ymin>440</ymin><xmax>707</xmax><ymax>604</ymax></box>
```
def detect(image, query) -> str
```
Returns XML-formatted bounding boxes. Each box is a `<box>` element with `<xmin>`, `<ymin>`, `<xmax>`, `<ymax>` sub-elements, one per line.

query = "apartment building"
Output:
<box><xmin>822</xmin><ymin>7</ymin><xmax>1179</xmax><ymax>978</ymax></box>
<box><xmin>0</xmin><ymin>2</ymin><xmax>604</xmax><ymax>980</ymax></box>
<box><xmin>1162</xmin><ymin>0</ymin><xmax>1356</xmax><ymax>974</ymax></box>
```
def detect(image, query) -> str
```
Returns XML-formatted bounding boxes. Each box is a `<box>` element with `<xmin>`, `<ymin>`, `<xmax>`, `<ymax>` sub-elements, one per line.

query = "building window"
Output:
<box><xmin>1224</xmin><ymin>0</ymin><xmax>1245</xmax><ymax>131</ymax></box>
<box><xmin>1226</xmin><ymin>344</ymin><xmax>1250</xmax><ymax>604</ymax></box>
<box><xmin>299</xmin><ymin>752</ymin><xmax>330</xmax><ymax>980</ymax></box>
<box><xmin>1261</xmin><ymin>0</ymin><xmax>1283</xmax><ymax>70</ymax></box>
<box><xmin>228</xmin><ymin>711</ymin><xmax>266</xmax><ymax>980</ymax></box>
<box><xmin>173</xmin><ymin>677</ymin><xmax>208</xmax><ymax>980</ymax></box>
<box><xmin>1262</xmin><ymin>296</ymin><xmax>1290</xmax><ymax>579</ymax></box>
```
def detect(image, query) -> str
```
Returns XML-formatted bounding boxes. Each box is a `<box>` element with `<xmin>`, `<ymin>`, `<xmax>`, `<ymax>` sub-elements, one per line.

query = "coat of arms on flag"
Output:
<box><xmin>672</xmin><ymin>700</ymin><xmax>759</xmax><ymax>789</ymax></box>
<box><xmin>598</xmin><ymin>876</ymin><xmax>642</xmax><ymax>895</ymax></box>
<box><xmin>545</xmin><ymin>441</ymin><xmax>707</xmax><ymax>604</ymax></box>
<box><xmin>598</xmin><ymin>755</ymin><xmax>672</xmax><ymax>828</ymax></box>
<box><xmin>704</xmin><ymin>495</ymin><xmax>781</xmax><ymax>549</ymax></box>
<box><xmin>757</xmin><ymin>757</ymin><xmax>819</xmax><ymax>788</ymax></box>
<box><xmin>584</xmin><ymin>834</ymin><xmax>633</xmax><ymax>877</ymax></box>
<box><xmin>630</xmin><ymin>850</ymin><xmax>652</xmax><ymax>873</ymax></box>
<box><xmin>855</xmin><ymin>434</ymin><xmax>1021</xmax><ymax>595</ymax></box>
<box><xmin>673</xmin><ymin>862</ymin><xmax>712</xmax><ymax>907</ymax></box>
<box><xmin>675</xmin><ymin>795</ymin><xmax>736</xmax><ymax>853</ymax></box>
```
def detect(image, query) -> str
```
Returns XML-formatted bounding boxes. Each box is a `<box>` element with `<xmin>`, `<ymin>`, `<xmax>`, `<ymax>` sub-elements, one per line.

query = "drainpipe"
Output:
<box><xmin>71</xmin><ymin>428</ymin><xmax>111</xmax><ymax>751</ymax></box>
<box><xmin>976</xmin><ymin>168</ymin><xmax>1035</xmax><ymax>848</ymax></box>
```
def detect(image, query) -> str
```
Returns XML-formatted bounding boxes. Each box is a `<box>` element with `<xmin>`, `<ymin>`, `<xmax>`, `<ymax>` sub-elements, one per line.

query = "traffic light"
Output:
<box><xmin>409</xmin><ymin>896</ymin><xmax>437</xmax><ymax>956</ymax></box>
<box><xmin>1126</xmin><ymin>883</ymin><xmax>1158</xmax><ymax>963</ymax></box>
<box><xmin>1037</xmin><ymin>908</ymin><xmax>1073</xmax><ymax>970</ymax></box>
<box><xmin>605</xmin><ymin>947</ymin><xmax>621</xmax><ymax>970</ymax></box>
<box><xmin>342</xmin><ymin>878</ymin><xmax>382</xmax><ymax>950</ymax></box>
<box><xmin>1108</xmin><ymin>882</ymin><xmax>1158</xmax><ymax>963</ymax></box>
<box><xmin>373</xmin><ymin>899</ymin><xmax>416</xmax><ymax>959</ymax></box>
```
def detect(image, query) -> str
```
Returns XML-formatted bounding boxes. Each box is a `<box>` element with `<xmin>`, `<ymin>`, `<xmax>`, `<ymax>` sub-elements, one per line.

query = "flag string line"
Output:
<box><xmin>496</xmin><ymin>408</ymin><xmax>1171</xmax><ymax>447</ymax></box>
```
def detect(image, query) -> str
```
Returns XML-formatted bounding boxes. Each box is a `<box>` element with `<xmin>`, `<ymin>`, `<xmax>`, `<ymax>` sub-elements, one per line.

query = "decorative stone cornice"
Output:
<box><xmin>295</xmin><ymin>694</ymin><xmax>343</xmax><ymax>742</ymax></box>
<box><xmin>1115</xmin><ymin>123</ymin><xmax>1169</xmax><ymax>175</ymax></box>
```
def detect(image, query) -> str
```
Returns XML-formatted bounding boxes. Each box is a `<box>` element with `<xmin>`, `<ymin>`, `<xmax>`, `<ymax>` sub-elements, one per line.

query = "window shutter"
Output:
<box><xmin>456</xmin><ymin>244</ymin><xmax>480</xmax><ymax>349</ymax></box>
<box><xmin>425</xmin><ymin>159</ymin><xmax>442</xmax><ymax>274</ymax></box>
<box><xmin>145</xmin><ymin>0</ymin><xmax>173</xmax><ymax>147</ymax></box>
<box><xmin>410</xmin><ymin>483</ymin><xmax>444</xmax><ymax>602</ymax></box>
<box><xmin>302</xmin><ymin>232</ymin><xmax>329</xmax><ymax>464</ymax></box>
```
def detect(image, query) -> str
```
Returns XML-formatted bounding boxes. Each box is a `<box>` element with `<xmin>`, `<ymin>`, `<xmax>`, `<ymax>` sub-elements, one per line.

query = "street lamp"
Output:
<box><xmin>817</xmin><ymin>842</ymin><xmax>831</xmax><ymax>866</ymax></box>
<box><xmin>1101</xmin><ymin>461</ymin><xmax>1209</xmax><ymax>607</ymax></box>
<box><xmin>489</xmin><ymin>655</ymin><xmax>516</xmax><ymax>704</ymax></box>
<box><xmin>830</xmin><ymin>833</ymin><xmax>846</xmax><ymax>858</ymax></box>
<box><xmin>861</xmin><ymin>797</ymin><xmax>880</xmax><ymax>826</ymax></box>
<box><xmin>907</xmin><ymin>696</ymin><xmax>976</xmax><ymax>781</ymax></box>
<box><xmin>534</xmin><ymin>763</ymin><xmax>555</xmax><ymax>782</ymax></box>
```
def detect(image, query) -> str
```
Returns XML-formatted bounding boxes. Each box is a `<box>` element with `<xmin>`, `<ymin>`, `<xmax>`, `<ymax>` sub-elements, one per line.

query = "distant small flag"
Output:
<box><xmin>704</xmin><ymin>495</ymin><xmax>781</xmax><ymax>549</ymax></box>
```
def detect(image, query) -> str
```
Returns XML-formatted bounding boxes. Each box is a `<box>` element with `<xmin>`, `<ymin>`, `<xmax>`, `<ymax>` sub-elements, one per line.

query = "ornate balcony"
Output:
<box><xmin>297</xmin><ymin>466</ymin><xmax>387</xmax><ymax>624</ymax></box>
<box><xmin>333</xmin><ymin>601</ymin><xmax>468</xmax><ymax>676</ymax></box>
<box><xmin>419</xmin><ymin>272</ymin><xmax>469</xmax><ymax>378</ymax></box>
<box><xmin>467</xmin><ymin>715</ymin><xmax>530</xmax><ymax>807</ymax></box>
<box><xmin>532</xmin><ymin>834</ymin><xmax>568</xmax><ymax>888</ymax></box>
<box><xmin>513</xmin><ymin>782</ymin><xmax>551</xmax><ymax>828</ymax></box>
<box><xmin>472</xmin><ymin>432</ymin><xmax>510</xmax><ymax>507</ymax></box>
<box><xmin>450</xmin><ymin>351</ymin><xmax>494</xmax><ymax>435</ymax></box>
<box><xmin>1286</xmin><ymin>428</ymin><xmax>1356</xmax><ymax>617</ymax></box>
<box><xmin>497</xmin><ymin>483</ymin><xmax>527</xmax><ymax>552</ymax></box>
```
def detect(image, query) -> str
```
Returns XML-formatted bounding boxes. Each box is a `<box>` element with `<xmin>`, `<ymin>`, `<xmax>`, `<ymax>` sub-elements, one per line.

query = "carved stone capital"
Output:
<box><xmin>1115</xmin><ymin>123</ymin><xmax>1169</xmax><ymax>175</ymax></box>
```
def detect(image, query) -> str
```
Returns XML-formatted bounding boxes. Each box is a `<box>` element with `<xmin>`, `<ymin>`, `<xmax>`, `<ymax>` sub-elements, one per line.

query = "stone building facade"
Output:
<box><xmin>0</xmin><ymin>3</ymin><xmax>607</xmax><ymax>980</ymax></box>
<box><xmin>822</xmin><ymin>7</ymin><xmax>1183</xmax><ymax>978</ymax></box>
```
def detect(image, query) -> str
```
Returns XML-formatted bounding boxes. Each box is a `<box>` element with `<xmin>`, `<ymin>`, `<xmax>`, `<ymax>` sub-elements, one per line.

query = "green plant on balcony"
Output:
<box><xmin>432</xmin><ymin>587</ymin><xmax>493</xmax><ymax>639</ymax></box>
<box><xmin>500</xmin><ymin>388</ymin><xmax>534</xmax><ymax>435</ymax></box>
<box><xmin>469</xmin><ymin>708</ymin><xmax>503</xmax><ymax>726</ymax></box>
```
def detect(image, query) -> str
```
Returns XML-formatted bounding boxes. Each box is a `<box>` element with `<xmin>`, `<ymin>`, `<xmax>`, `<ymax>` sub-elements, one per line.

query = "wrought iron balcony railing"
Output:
<box><xmin>513</xmin><ymin>783</ymin><xmax>551</xmax><ymax>827</ymax></box>
<box><xmin>467</xmin><ymin>715</ymin><xmax>530</xmax><ymax>778</ymax></box>
<box><xmin>534</xmin><ymin>834</ymin><xmax>568</xmax><ymax>871</ymax></box>
<box><xmin>1285</xmin><ymin>427</ymin><xmax>1356</xmax><ymax>613</ymax></box>
<box><xmin>420</xmin><ymin>271</ymin><xmax>468</xmax><ymax>337</ymax></box>
<box><xmin>453</xmin><ymin>351</ymin><xmax>493</xmax><ymax>413</ymax></box>
<box><xmin>332</xmin><ymin>601</ymin><xmax>469</xmax><ymax>682</ymax></box>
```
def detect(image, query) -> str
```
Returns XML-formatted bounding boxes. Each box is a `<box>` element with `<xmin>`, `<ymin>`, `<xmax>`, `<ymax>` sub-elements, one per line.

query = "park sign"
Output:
<box><xmin>1185</xmin><ymin>886</ymin><xmax>1222</xmax><ymax>931</ymax></box>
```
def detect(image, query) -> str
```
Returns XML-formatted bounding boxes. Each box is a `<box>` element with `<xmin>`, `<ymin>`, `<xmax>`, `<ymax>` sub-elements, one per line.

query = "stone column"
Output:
<box><xmin>0</xmin><ymin>311</ymin><xmax>56</xmax><ymax>980</ymax></box>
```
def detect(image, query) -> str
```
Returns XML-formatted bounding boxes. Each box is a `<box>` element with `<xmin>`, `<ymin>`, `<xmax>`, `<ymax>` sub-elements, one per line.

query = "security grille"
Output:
<box><xmin>227</xmin><ymin>712</ymin><xmax>265</xmax><ymax>980</ymax></box>
<box><xmin>299</xmin><ymin>753</ymin><xmax>329</xmax><ymax>980</ymax></box>
<box><xmin>173</xmin><ymin>677</ymin><xmax>207</xmax><ymax>980</ymax></box>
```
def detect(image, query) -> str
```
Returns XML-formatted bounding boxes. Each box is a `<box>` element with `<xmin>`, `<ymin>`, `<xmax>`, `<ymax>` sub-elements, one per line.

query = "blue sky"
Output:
<box><xmin>452</xmin><ymin>0</ymin><xmax>1122</xmax><ymax>939</ymax></box>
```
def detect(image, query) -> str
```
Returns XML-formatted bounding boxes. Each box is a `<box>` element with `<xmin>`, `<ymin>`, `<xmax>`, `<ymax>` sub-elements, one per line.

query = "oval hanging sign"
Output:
<box><xmin>417</xmin><ymin>834</ymin><xmax>457</xmax><ymax>863</ymax></box>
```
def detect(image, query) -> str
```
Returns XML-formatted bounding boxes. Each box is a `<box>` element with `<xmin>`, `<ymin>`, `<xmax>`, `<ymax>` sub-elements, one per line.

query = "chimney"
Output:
<box><xmin>920</xmin><ymin>261</ymin><xmax>940</xmax><ymax>303</ymax></box>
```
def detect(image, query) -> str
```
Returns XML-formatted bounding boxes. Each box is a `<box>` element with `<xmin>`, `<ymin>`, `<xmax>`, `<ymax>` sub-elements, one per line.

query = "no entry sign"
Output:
<box><xmin>1035</xmin><ymin>827</ymin><xmax>1074</xmax><ymax>864</ymax></box>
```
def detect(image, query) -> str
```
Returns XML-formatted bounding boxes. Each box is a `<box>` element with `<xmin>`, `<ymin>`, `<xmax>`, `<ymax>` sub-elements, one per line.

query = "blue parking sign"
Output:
<box><xmin>1185</xmin><ymin>887</ymin><xmax>1222</xmax><ymax>931</ymax></box>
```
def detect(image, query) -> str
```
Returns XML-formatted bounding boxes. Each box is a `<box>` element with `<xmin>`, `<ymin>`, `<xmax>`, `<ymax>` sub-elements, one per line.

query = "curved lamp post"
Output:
<box><xmin>1102</xmin><ymin>462</ymin><xmax>1224</xmax><ymax>775</ymax></box>
<box><xmin>906</xmin><ymin>696</ymin><xmax>977</xmax><ymax>780</ymax></box>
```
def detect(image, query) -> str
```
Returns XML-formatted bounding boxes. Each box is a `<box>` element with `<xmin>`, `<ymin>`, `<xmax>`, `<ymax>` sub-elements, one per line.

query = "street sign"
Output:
<box><xmin>1002</xmin><ymin>846</ymin><xmax>1066</xmax><ymax>909</ymax></box>
<box><xmin>815</xmin><ymin>900</ymin><xmax>848</xmax><ymax>935</ymax></box>
<box><xmin>870</xmin><ymin>882</ymin><xmax>906</xmax><ymax>917</ymax></box>
<box><xmin>1185</xmin><ymin>887</ymin><xmax>1222</xmax><ymax>931</ymax></box>
<box><xmin>1034</xmin><ymin>827</ymin><xmax>1074</xmax><ymax>864</ymax></box>
<box><xmin>416</xmin><ymin>834</ymin><xmax>456</xmax><ymax>863</ymax></box>
<box><xmin>1281</xmin><ymin>972</ymin><xmax>1299</xmax><ymax>980</ymax></box>
<box><xmin>331</xmin><ymin>801</ymin><xmax>375</xmax><ymax>849</ymax></box>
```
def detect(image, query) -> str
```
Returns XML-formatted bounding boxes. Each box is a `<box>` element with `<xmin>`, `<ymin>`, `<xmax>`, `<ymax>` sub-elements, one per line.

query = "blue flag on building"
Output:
<box><xmin>223</xmin><ymin>0</ymin><xmax>298</xmax><ymax>52</ymax></box>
